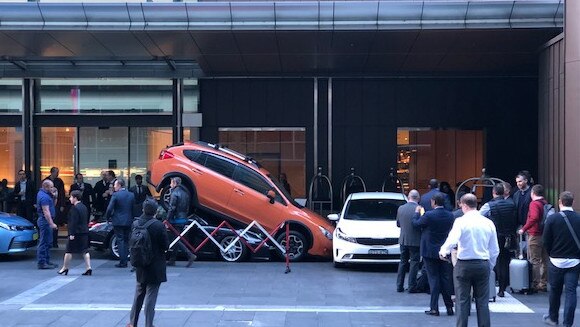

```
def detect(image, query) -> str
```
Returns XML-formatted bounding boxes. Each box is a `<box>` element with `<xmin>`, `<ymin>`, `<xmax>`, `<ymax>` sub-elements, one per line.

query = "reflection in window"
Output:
<box><xmin>40</xmin><ymin>127</ymin><xmax>76</xmax><ymax>193</ymax></box>
<box><xmin>39</xmin><ymin>79</ymin><xmax>172</xmax><ymax>113</ymax></box>
<box><xmin>184</xmin><ymin>79</ymin><xmax>199</xmax><ymax>113</ymax></box>
<box><xmin>0</xmin><ymin>127</ymin><xmax>24</xmax><ymax>187</ymax></box>
<box><xmin>130</xmin><ymin>127</ymin><xmax>172</xmax><ymax>195</ymax></box>
<box><xmin>0</xmin><ymin>79</ymin><xmax>22</xmax><ymax>113</ymax></box>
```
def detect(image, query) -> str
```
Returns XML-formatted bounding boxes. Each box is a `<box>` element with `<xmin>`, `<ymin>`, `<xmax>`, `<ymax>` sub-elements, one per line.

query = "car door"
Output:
<box><xmin>228</xmin><ymin>165</ymin><xmax>286</xmax><ymax>230</ymax></box>
<box><xmin>190</xmin><ymin>152</ymin><xmax>237</xmax><ymax>216</ymax></box>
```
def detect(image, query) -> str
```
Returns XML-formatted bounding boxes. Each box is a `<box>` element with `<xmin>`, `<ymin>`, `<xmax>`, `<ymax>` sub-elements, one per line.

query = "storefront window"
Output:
<box><xmin>0</xmin><ymin>127</ymin><xmax>24</xmax><ymax>188</ymax></box>
<box><xmin>219</xmin><ymin>128</ymin><xmax>306</xmax><ymax>198</ymax></box>
<box><xmin>0</xmin><ymin>79</ymin><xmax>22</xmax><ymax>113</ymax></box>
<box><xmin>79</xmin><ymin>127</ymin><xmax>129</xmax><ymax>186</ymax></box>
<box><xmin>130</xmin><ymin>127</ymin><xmax>172</xmax><ymax>195</ymax></box>
<box><xmin>40</xmin><ymin>127</ymin><xmax>76</xmax><ymax>193</ymax></box>
<box><xmin>183</xmin><ymin>79</ymin><xmax>199</xmax><ymax>113</ymax></box>
<box><xmin>39</xmin><ymin>79</ymin><xmax>172</xmax><ymax>113</ymax></box>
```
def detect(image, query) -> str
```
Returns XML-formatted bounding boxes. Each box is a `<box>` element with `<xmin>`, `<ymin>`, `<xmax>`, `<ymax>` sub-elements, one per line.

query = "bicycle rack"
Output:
<box><xmin>339</xmin><ymin>167</ymin><xmax>366</xmax><ymax>204</ymax></box>
<box><xmin>165</xmin><ymin>216</ymin><xmax>292</xmax><ymax>273</ymax></box>
<box><xmin>381</xmin><ymin>167</ymin><xmax>406</xmax><ymax>196</ymax></box>
<box><xmin>454</xmin><ymin>169</ymin><xmax>506</xmax><ymax>208</ymax></box>
<box><xmin>307</xmin><ymin>166</ymin><xmax>333</xmax><ymax>216</ymax></box>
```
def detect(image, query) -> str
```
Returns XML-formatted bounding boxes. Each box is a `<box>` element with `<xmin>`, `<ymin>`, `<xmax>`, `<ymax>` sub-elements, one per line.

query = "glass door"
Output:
<box><xmin>78</xmin><ymin>127</ymin><xmax>129</xmax><ymax>186</ymax></box>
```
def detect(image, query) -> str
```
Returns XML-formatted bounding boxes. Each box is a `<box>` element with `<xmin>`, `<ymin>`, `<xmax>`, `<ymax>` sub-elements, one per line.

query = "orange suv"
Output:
<box><xmin>149</xmin><ymin>141</ymin><xmax>334</xmax><ymax>261</ymax></box>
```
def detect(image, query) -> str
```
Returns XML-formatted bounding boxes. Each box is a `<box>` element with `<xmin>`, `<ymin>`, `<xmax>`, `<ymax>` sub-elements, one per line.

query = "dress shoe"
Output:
<box><xmin>408</xmin><ymin>288</ymin><xmax>421</xmax><ymax>294</ymax></box>
<box><xmin>82</xmin><ymin>269</ymin><xmax>92</xmax><ymax>276</ymax></box>
<box><xmin>38</xmin><ymin>263</ymin><xmax>55</xmax><ymax>270</ymax></box>
<box><xmin>446</xmin><ymin>306</ymin><xmax>454</xmax><ymax>316</ymax></box>
<box><xmin>396</xmin><ymin>288</ymin><xmax>404</xmax><ymax>293</ymax></box>
<box><xmin>497</xmin><ymin>290</ymin><xmax>505</xmax><ymax>297</ymax></box>
<box><xmin>425</xmin><ymin>309</ymin><xmax>439</xmax><ymax>316</ymax></box>
<box><xmin>186</xmin><ymin>253</ymin><xmax>197</xmax><ymax>268</ymax></box>
<box><xmin>57</xmin><ymin>268</ymin><xmax>69</xmax><ymax>275</ymax></box>
<box><xmin>115</xmin><ymin>263</ymin><xmax>127</xmax><ymax>268</ymax></box>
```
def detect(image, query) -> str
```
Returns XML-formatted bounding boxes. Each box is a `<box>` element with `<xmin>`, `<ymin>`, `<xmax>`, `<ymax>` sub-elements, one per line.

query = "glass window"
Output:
<box><xmin>40</xmin><ymin>127</ymin><xmax>76</xmax><ymax>194</ymax></box>
<box><xmin>129</xmin><ymin>127</ymin><xmax>172</xmax><ymax>193</ymax></box>
<box><xmin>79</xmin><ymin>127</ymin><xmax>128</xmax><ymax>186</ymax></box>
<box><xmin>183</xmin><ymin>150</ymin><xmax>200</xmax><ymax>162</ymax></box>
<box><xmin>219</xmin><ymin>129</ymin><xmax>306</xmax><ymax>198</ymax></box>
<box><xmin>0</xmin><ymin>79</ymin><xmax>22</xmax><ymax>113</ymax></box>
<box><xmin>0</xmin><ymin>127</ymin><xmax>24</xmax><ymax>188</ymax></box>
<box><xmin>234</xmin><ymin>166</ymin><xmax>271</xmax><ymax>196</ymax></box>
<box><xmin>344</xmin><ymin>199</ymin><xmax>407</xmax><ymax>221</ymax></box>
<box><xmin>39</xmin><ymin>79</ymin><xmax>172</xmax><ymax>114</ymax></box>
<box><xmin>204</xmin><ymin>154</ymin><xmax>236</xmax><ymax>179</ymax></box>
<box><xmin>183</xmin><ymin>79</ymin><xmax>199</xmax><ymax>113</ymax></box>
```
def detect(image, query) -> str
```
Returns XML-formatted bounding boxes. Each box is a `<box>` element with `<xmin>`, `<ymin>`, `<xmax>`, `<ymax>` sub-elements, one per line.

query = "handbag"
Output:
<box><xmin>560</xmin><ymin>212</ymin><xmax>580</xmax><ymax>251</ymax></box>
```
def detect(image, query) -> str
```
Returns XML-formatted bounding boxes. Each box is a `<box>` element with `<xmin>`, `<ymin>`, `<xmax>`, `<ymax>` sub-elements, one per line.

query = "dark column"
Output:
<box><xmin>22</xmin><ymin>79</ymin><xmax>36</xmax><ymax>175</ymax></box>
<box><xmin>172</xmin><ymin>78</ymin><xmax>183</xmax><ymax>144</ymax></box>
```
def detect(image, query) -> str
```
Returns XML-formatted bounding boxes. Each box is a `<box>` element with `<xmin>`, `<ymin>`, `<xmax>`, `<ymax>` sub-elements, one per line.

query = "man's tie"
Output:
<box><xmin>138</xmin><ymin>186</ymin><xmax>141</xmax><ymax>195</ymax></box>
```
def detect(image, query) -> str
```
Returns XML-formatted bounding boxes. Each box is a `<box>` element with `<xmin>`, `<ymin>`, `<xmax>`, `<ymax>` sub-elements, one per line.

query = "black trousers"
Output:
<box><xmin>130</xmin><ymin>282</ymin><xmax>161</xmax><ymax>327</ymax></box>
<box><xmin>454</xmin><ymin>260</ymin><xmax>491</xmax><ymax>327</ymax></box>
<box><xmin>495</xmin><ymin>245</ymin><xmax>512</xmax><ymax>293</ymax></box>
<box><xmin>424</xmin><ymin>257</ymin><xmax>453</xmax><ymax>311</ymax></box>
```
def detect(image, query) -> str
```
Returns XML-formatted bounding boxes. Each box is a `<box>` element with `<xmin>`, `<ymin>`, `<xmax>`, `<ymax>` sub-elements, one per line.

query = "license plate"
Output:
<box><xmin>368</xmin><ymin>249</ymin><xmax>388</xmax><ymax>255</ymax></box>
<box><xmin>33</xmin><ymin>233</ymin><xmax>38</xmax><ymax>241</ymax></box>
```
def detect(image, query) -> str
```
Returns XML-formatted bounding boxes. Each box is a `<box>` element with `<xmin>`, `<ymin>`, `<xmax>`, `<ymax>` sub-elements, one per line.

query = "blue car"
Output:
<box><xmin>0</xmin><ymin>212</ymin><xmax>38</xmax><ymax>254</ymax></box>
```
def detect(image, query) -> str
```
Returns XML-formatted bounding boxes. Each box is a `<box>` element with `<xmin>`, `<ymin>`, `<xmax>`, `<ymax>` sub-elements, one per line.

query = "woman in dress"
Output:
<box><xmin>58</xmin><ymin>190</ymin><xmax>92</xmax><ymax>276</ymax></box>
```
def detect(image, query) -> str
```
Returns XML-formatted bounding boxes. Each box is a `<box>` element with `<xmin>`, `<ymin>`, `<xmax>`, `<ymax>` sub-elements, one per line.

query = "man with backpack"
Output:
<box><xmin>127</xmin><ymin>198</ymin><xmax>168</xmax><ymax>327</ymax></box>
<box><xmin>518</xmin><ymin>184</ymin><xmax>552</xmax><ymax>292</ymax></box>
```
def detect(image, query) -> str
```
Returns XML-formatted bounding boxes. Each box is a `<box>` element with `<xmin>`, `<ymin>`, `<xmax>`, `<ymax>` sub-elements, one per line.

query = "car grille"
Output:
<box><xmin>352</xmin><ymin>254</ymin><xmax>400</xmax><ymax>260</ymax></box>
<box><xmin>15</xmin><ymin>226</ymin><xmax>35</xmax><ymax>231</ymax></box>
<box><xmin>356</xmin><ymin>238</ymin><xmax>398</xmax><ymax>246</ymax></box>
<box><xmin>10</xmin><ymin>240</ymin><xmax>38</xmax><ymax>249</ymax></box>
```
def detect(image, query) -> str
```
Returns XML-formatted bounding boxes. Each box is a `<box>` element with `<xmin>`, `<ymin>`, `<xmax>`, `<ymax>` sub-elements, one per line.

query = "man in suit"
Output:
<box><xmin>70</xmin><ymin>173</ymin><xmax>94</xmax><ymax>213</ymax></box>
<box><xmin>93</xmin><ymin>171</ymin><xmax>109</xmax><ymax>215</ymax></box>
<box><xmin>13</xmin><ymin>170</ymin><xmax>36</xmax><ymax>222</ymax></box>
<box><xmin>543</xmin><ymin>191</ymin><xmax>580</xmax><ymax>327</ymax></box>
<box><xmin>396</xmin><ymin>189</ymin><xmax>422</xmax><ymax>293</ymax></box>
<box><xmin>420</xmin><ymin>179</ymin><xmax>452</xmax><ymax>211</ymax></box>
<box><xmin>128</xmin><ymin>198</ymin><xmax>169</xmax><ymax>327</ymax></box>
<box><xmin>129</xmin><ymin>175</ymin><xmax>152</xmax><ymax>217</ymax></box>
<box><xmin>413</xmin><ymin>193</ymin><xmax>455</xmax><ymax>316</ymax></box>
<box><xmin>105</xmin><ymin>178</ymin><xmax>135</xmax><ymax>268</ymax></box>
<box><xmin>514</xmin><ymin>170</ymin><xmax>533</xmax><ymax>226</ymax></box>
<box><xmin>479</xmin><ymin>183</ymin><xmax>518</xmax><ymax>297</ymax></box>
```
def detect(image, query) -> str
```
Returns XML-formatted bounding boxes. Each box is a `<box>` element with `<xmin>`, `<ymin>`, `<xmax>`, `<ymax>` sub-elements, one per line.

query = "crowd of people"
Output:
<box><xmin>396</xmin><ymin>172</ymin><xmax>580</xmax><ymax>327</ymax></box>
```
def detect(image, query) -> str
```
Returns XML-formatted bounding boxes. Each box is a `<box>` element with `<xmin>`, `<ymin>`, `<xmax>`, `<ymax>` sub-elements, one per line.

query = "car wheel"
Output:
<box><xmin>218</xmin><ymin>235</ymin><xmax>248</xmax><ymax>262</ymax></box>
<box><xmin>276</xmin><ymin>230</ymin><xmax>307</xmax><ymax>262</ymax></box>
<box><xmin>109</xmin><ymin>234</ymin><xmax>120</xmax><ymax>259</ymax></box>
<box><xmin>160</xmin><ymin>184</ymin><xmax>172</xmax><ymax>211</ymax></box>
<box><xmin>334</xmin><ymin>261</ymin><xmax>346</xmax><ymax>268</ymax></box>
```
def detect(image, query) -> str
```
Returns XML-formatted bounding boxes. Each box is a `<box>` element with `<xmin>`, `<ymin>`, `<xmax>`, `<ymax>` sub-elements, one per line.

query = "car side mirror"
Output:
<box><xmin>327</xmin><ymin>213</ymin><xmax>339</xmax><ymax>221</ymax></box>
<box><xmin>266</xmin><ymin>189</ymin><xmax>276</xmax><ymax>204</ymax></box>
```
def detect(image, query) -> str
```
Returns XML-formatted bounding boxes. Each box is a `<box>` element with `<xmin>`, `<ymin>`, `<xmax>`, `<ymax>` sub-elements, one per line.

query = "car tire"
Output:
<box><xmin>109</xmin><ymin>234</ymin><xmax>120</xmax><ymax>259</ymax></box>
<box><xmin>334</xmin><ymin>261</ymin><xmax>346</xmax><ymax>268</ymax></box>
<box><xmin>218</xmin><ymin>235</ymin><xmax>248</xmax><ymax>262</ymax></box>
<box><xmin>160</xmin><ymin>184</ymin><xmax>172</xmax><ymax>211</ymax></box>
<box><xmin>275</xmin><ymin>230</ymin><xmax>308</xmax><ymax>262</ymax></box>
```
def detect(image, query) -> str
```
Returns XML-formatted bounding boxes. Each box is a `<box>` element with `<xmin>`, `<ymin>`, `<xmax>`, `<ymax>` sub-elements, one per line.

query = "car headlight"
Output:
<box><xmin>0</xmin><ymin>221</ymin><xmax>17</xmax><ymax>231</ymax></box>
<box><xmin>318</xmin><ymin>226</ymin><xmax>333</xmax><ymax>240</ymax></box>
<box><xmin>335</xmin><ymin>228</ymin><xmax>356</xmax><ymax>243</ymax></box>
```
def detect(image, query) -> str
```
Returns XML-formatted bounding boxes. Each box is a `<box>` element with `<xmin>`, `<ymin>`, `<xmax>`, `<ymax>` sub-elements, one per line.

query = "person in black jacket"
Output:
<box><xmin>13</xmin><ymin>170</ymin><xmax>36</xmax><ymax>222</ymax></box>
<box><xmin>165</xmin><ymin>177</ymin><xmax>196</xmax><ymax>267</ymax></box>
<box><xmin>479</xmin><ymin>183</ymin><xmax>517</xmax><ymax>297</ymax></box>
<box><xmin>129</xmin><ymin>174</ymin><xmax>152</xmax><ymax>217</ymax></box>
<box><xmin>542</xmin><ymin>191</ymin><xmax>580</xmax><ymax>327</ymax></box>
<box><xmin>128</xmin><ymin>199</ymin><xmax>168</xmax><ymax>327</ymax></box>
<box><xmin>57</xmin><ymin>190</ymin><xmax>91</xmax><ymax>276</ymax></box>
<box><xmin>70</xmin><ymin>173</ymin><xmax>94</xmax><ymax>213</ymax></box>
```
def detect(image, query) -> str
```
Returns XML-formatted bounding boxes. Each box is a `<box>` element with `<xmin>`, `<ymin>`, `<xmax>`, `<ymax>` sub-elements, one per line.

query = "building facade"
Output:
<box><xmin>0</xmin><ymin>0</ymin><xmax>571</xmax><ymax>206</ymax></box>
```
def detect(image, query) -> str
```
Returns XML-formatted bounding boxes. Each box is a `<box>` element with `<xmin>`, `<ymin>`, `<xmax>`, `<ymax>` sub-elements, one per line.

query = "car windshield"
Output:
<box><xmin>344</xmin><ymin>198</ymin><xmax>406</xmax><ymax>221</ymax></box>
<box><xmin>269</xmin><ymin>176</ymin><xmax>303</xmax><ymax>208</ymax></box>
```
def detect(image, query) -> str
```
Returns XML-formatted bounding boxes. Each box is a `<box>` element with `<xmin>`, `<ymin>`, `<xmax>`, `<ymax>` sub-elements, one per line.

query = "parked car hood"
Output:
<box><xmin>0</xmin><ymin>212</ymin><xmax>34</xmax><ymax>227</ymax></box>
<box><xmin>337</xmin><ymin>219</ymin><xmax>399</xmax><ymax>238</ymax></box>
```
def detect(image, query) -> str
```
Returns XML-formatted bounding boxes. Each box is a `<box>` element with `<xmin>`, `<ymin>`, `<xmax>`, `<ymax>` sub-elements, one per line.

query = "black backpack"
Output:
<box><xmin>129</xmin><ymin>219</ymin><xmax>156</xmax><ymax>267</ymax></box>
<box><xmin>539</xmin><ymin>203</ymin><xmax>555</xmax><ymax>232</ymax></box>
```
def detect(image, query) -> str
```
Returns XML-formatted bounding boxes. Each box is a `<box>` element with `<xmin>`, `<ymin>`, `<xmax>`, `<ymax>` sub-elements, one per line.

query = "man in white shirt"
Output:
<box><xmin>440</xmin><ymin>194</ymin><xmax>500</xmax><ymax>327</ymax></box>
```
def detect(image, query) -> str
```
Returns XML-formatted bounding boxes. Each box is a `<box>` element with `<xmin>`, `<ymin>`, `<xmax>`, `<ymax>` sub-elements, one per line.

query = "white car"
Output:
<box><xmin>328</xmin><ymin>192</ymin><xmax>407</xmax><ymax>267</ymax></box>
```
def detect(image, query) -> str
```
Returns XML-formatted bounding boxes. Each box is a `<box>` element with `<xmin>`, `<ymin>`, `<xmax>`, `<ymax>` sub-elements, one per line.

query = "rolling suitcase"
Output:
<box><xmin>489</xmin><ymin>269</ymin><xmax>497</xmax><ymax>302</ymax></box>
<box><xmin>509</xmin><ymin>234</ymin><xmax>530</xmax><ymax>293</ymax></box>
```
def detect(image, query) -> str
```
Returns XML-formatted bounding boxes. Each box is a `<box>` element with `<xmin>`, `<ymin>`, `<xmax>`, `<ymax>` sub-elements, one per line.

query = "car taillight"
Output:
<box><xmin>159</xmin><ymin>150</ymin><xmax>175</xmax><ymax>160</ymax></box>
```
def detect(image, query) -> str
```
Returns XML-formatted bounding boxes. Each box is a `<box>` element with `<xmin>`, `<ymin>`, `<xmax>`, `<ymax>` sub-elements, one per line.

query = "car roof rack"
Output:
<box><xmin>195</xmin><ymin>141</ymin><xmax>261</xmax><ymax>168</ymax></box>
